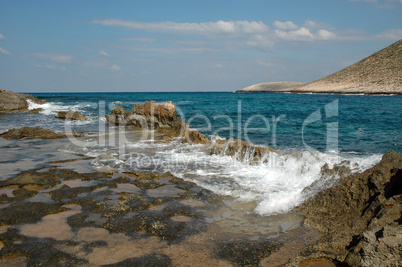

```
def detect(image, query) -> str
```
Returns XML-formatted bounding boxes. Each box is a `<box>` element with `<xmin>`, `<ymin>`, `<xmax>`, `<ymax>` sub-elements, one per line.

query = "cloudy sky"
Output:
<box><xmin>0</xmin><ymin>0</ymin><xmax>401</xmax><ymax>92</ymax></box>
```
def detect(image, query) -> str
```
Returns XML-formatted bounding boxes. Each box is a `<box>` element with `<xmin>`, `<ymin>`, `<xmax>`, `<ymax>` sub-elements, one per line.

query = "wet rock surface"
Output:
<box><xmin>0</xmin><ymin>126</ymin><xmax>66</xmax><ymax>140</ymax></box>
<box><xmin>0</xmin><ymin>90</ymin><xmax>45</xmax><ymax>113</ymax></box>
<box><xmin>55</xmin><ymin>110</ymin><xmax>88</xmax><ymax>121</ymax></box>
<box><xmin>211</xmin><ymin>138</ymin><xmax>276</xmax><ymax>163</ymax></box>
<box><xmin>291</xmin><ymin>151</ymin><xmax>402</xmax><ymax>266</ymax></box>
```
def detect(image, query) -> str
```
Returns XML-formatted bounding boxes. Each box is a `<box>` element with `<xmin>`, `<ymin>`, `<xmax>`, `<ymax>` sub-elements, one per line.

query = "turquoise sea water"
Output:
<box><xmin>0</xmin><ymin>92</ymin><xmax>400</xmax><ymax>214</ymax></box>
<box><xmin>24</xmin><ymin>91</ymin><xmax>401</xmax><ymax>154</ymax></box>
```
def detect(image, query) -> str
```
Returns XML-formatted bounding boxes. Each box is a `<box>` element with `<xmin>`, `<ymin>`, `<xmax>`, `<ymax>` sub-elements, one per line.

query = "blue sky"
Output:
<box><xmin>0</xmin><ymin>0</ymin><xmax>401</xmax><ymax>92</ymax></box>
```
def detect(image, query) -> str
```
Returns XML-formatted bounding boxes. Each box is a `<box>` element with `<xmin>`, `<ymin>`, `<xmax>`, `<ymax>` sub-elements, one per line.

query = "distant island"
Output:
<box><xmin>236</xmin><ymin>39</ymin><xmax>401</xmax><ymax>94</ymax></box>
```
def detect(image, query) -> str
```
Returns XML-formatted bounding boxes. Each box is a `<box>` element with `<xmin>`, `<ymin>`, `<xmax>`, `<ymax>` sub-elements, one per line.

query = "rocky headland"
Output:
<box><xmin>0</xmin><ymin>89</ymin><xmax>45</xmax><ymax>113</ymax></box>
<box><xmin>236</xmin><ymin>82</ymin><xmax>304</xmax><ymax>93</ymax></box>
<box><xmin>237</xmin><ymin>39</ymin><xmax>402</xmax><ymax>94</ymax></box>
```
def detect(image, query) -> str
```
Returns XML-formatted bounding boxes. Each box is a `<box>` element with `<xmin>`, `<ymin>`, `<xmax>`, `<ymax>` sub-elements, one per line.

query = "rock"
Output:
<box><xmin>291</xmin><ymin>151</ymin><xmax>402</xmax><ymax>265</ymax></box>
<box><xmin>0</xmin><ymin>88</ymin><xmax>5</xmax><ymax>93</ymax></box>
<box><xmin>211</xmin><ymin>138</ymin><xmax>275</xmax><ymax>163</ymax></box>
<box><xmin>29</xmin><ymin>108</ymin><xmax>42</xmax><ymax>114</ymax></box>
<box><xmin>0</xmin><ymin>89</ymin><xmax>45</xmax><ymax>113</ymax></box>
<box><xmin>55</xmin><ymin>110</ymin><xmax>88</xmax><ymax>121</ymax></box>
<box><xmin>106</xmin><ymin>101</ymin><xmax>181</xmax><ymax>129</ymax></box>
<box><xmin>0</xmin><ymin>126</ymin><xmax>66</xmax><ymax>139</ymax></box>
<box><xmin>106</xmin><ymin>101</ymin><xmax>211</xmax><ymax>145</ymax></box>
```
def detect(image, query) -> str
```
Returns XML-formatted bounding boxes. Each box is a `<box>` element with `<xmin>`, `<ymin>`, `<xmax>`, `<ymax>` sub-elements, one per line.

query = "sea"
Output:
<box><xmin>1</xmin><ymin>92</ymin><xmax>401</xmax><ymax>215</ymax></box>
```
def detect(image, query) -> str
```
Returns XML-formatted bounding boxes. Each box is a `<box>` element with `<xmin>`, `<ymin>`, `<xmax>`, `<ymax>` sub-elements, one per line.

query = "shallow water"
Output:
<box><xmin>0</xmin><ymin>92</ymin><xmax>400</xmax><ymax>265</ymax></box>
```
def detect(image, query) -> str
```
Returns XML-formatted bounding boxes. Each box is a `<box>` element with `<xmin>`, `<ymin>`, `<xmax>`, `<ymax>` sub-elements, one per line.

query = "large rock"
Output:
<box><xmin>0</xmin><ymin>89</ymin><xmax>45</xmax><ymax>113</ymax></box>
<box><xmin>106</xmin><ymin>101</ymin><xmax>180</xmax><ymax>129</ymax></box>
<box><xmin>211</xmin><ymin>138</ymin><xmax>275</xmax><ymax>163</ymax></box>
<box><xmin>291</xmin><ymin>151</ymin><xmax>402</xmax><ymax>265</ymax></box>
<box><xmin>55</xmin><ymin>110</ymin><xmax>88</xmax><ymax>121</ymax></box>
<box><xmin>0</xmin><ymin>126</ymin><xmax>66</xmax><ymax>139</ymax></box>
<box><xmin>106</xmin><ymin>101</ymin><xmax>211</xmax><ymax>145</ymax></box>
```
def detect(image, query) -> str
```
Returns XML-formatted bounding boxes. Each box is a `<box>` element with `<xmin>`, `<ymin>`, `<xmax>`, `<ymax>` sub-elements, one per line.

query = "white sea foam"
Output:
<box><xmin>63</xmin><ymin>132</ymin><xmax>382</xmax><ymax>216</ymax></box>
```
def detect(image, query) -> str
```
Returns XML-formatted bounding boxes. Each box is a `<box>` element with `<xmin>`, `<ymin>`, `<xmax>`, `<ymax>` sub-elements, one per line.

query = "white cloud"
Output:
<box><xmin>273</xmin><ymin>20</ymin><xmax>298</xmax><ymax>30</ymax></box>
<box><xmin>318</xmin><ymin>29</ymin><xmax>337</xmax><ymax>40</ymax></box>
<box><xmin>275</xmin><ymin>27</ymin><xmax>314</xmax><ymax>41</ymax></box>
<box><xmin>100</xmin><ymin>50</ymin><xmax>109</xmax><ymax>57</ymax></box>
<box><xmin>336</xmin><ymin>28</ymin><xmax>402</xmax><ymax>41</ymax></box>
<box><xmin>110</xmin><ymin>64</ymin><xmax>121</xmax><ymax>71</ymax></box>
<box><xmin>304</xmin><ymin>21</ymin><xmax>321</xmax><ymax>28</ymax></box>
<box><xmin>374</xmin><ymin>29</ymin><xmax>402</xmax><ymax>40</ymax></box>
<box><xmin>0</xmin><ymin>47</ymin><xmax>12</xmax><ymax>55</ymax></box>
<box><xmin>216</xmin><ymin>64</ymin><xmax>223</xmax><ymax>68</ymax></box>
<box><xmin>33</xmin><ymin>64</ymin><xmax>67</xmax><ymax>71</ymax></box>
<box><xmin>93</xmin><ymin>19</ymin><xmax>269</xmax><ymax>36</ymax></box>
<box><xmin>32</xmin><ymin>53</ymin><xmax>73</xmax><ymax>63</ymax></box>
<box><xmin>119</xmin><ymin>37</ymin><xmax>156</xmax><ymax>42</ymax></box>
<box><xmin>257</xmin><ymin>59</ymin><xmax>274</xmax><ymax>67</ymax></box>
<box><xmin>0</xmin><ymin>34</ymin><xmax>5</xmax><ymax>40</ymax></box>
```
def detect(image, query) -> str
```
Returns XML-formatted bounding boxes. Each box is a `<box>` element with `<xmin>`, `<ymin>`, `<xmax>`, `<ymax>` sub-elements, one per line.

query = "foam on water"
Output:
<box><xmin>65</xmin><ymin>132</ymin><xmax>382</xmax><ymax>216</ymax></box>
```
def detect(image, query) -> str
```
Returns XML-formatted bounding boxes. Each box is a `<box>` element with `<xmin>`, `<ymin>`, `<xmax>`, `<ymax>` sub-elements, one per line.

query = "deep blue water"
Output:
<box><xmin>26</xmin><ymin>92</ymin><xmax>401</xmax><ymax>155</ymax></box>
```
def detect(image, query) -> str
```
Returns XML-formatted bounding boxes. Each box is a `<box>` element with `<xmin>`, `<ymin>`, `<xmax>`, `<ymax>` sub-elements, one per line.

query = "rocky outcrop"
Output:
<box><xmin>106</xmin><ymin>101</ymin><xmax>180</xmax><ymax>129</ymax></box>
<box><xmin>106</xmin><ymin>101</ymin><xmax>211</xmax><ymax>145</ymax></box>
<box><xmin>211</xmin><ymin>138</ymin><xmax>275</xmax><ymax>163</ymax></box>
<box><xmin>290</xmin><ymin>151</ymin><xmax>402</xmax><ymax>266</ymax></box>
<box><xmin>0</xmin><ymin>90</ymin><xmax>45</xmax><ymax>113</ymax></box>
<box><xmin>0</xmin><ymin>127</ymin><xmax>66</xmax><ymax>139</ymax></box>
<box><xmin>55</xmin><ymin>110</ymin><xmax>88</xmax><ymax>121</ymax></box>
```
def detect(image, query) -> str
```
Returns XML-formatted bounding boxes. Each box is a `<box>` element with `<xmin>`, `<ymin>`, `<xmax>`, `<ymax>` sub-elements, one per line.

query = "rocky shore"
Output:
<box><xmin>0</xmin><ymin>96</ymin><xmax>401</xmax><ymax>266</ymax></box>
<box><xmin>0</xmin><ymin>89</ymin><xmax>45</xmax><ymax>113</ymax></box>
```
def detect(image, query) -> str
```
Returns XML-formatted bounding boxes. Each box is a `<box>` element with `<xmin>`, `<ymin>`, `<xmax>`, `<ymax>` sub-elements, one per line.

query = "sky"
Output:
<box><xmin>0</xmin><ymin>0</ymin><xmax>401</xmax><ymax>93</ymax></box>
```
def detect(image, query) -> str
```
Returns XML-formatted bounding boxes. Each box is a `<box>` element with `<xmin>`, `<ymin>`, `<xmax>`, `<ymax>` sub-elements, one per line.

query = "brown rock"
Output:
<box><xmin>211</xmin><ymin>138</ymin><xmax>275</xmax><ymax>163</ymax></box>
<box><xmin>56</xmin><ymin>110</ymin><xmax>88</xmax><ymax>121</ymax></box>
<box><xmin>106</xmin><ymin>101</ymin><xmax>211</xmax><ymax>145</ymax></box>
<box><xmin>29</xmin><ymin>108</ymin><xmax>43</xmax><ymax>114</ymax></box>
<box><xmin>0</xmin><ymin>126</ymin><xmax>66</xmax><ymax>139</ymax></box>
<box><xmin>291</xmin><ymin>151</ymin><xmax>402</xmax><ymax>265</ymax></box>
<box><xmin>0</xmin><ymin>90</ymin><xmax>45</xmax><ymax>113</ymax></box>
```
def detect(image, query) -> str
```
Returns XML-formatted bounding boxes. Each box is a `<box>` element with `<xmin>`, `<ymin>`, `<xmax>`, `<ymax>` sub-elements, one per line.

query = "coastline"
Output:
<box><xmin>0</xmin><ymin>92</ymin><xmax>401</xmax><ymax>266</ymax></box>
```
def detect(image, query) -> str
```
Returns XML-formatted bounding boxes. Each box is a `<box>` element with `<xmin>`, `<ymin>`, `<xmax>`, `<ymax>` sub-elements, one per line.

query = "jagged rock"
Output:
<box><xmin>106</xmin><ymin>101</ymin><xmax>180</xmax><ymax>129</ymax></box>
<box><xmin>211</xmin><ymin>138</ymin><xmax>275</xmax><ymax>163</ymax></box>
<box><xmin>0</xmin><ymin>126</ymin><xmax>66</xmax><ymax>139</ymax></box>
<box><xmin>55</xmin><ymin>110</ymin><xmax>88</xmax><ymax>121</ymax></box>
<box><xmin>106</xmin><ymin>101</ymin><xmax>211</xmax><ymax>145</ymax></box>
<box><xmin>290</xmin><ymin>151</ymin><xmax>402</xmax><ymax>265</ymax></box>
<box><xmin>0</xmin><ymin>90</ymin><xmax>45</xmax><ymax>113</ymax></box>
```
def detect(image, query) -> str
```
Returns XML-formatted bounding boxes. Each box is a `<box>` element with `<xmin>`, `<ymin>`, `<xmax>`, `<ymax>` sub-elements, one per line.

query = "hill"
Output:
<box><xmin>237</xmin><ymin>39</ymin><xmax>402</xmax><ymax>94</ymax></box>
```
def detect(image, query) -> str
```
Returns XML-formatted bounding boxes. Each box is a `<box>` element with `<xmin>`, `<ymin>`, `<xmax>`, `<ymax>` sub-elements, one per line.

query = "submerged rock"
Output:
<box><xmin>0</xmin><ymin>126</ymin><xmax>66</xmax><ymax>140</ymax></box>
<box><xmin>55</xmin><ymin>110</ymin><xmax>88</xmax><ymax>121</ymax></box>
<box><xmin>0</xmin><ymin>89</ymin><xmax>45</xmax><ymax>113</ymax></box>
<box><xmin>292</xmin><ymin>151</ymin><xmax>402</xmax><ymax>265</ymax></box>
